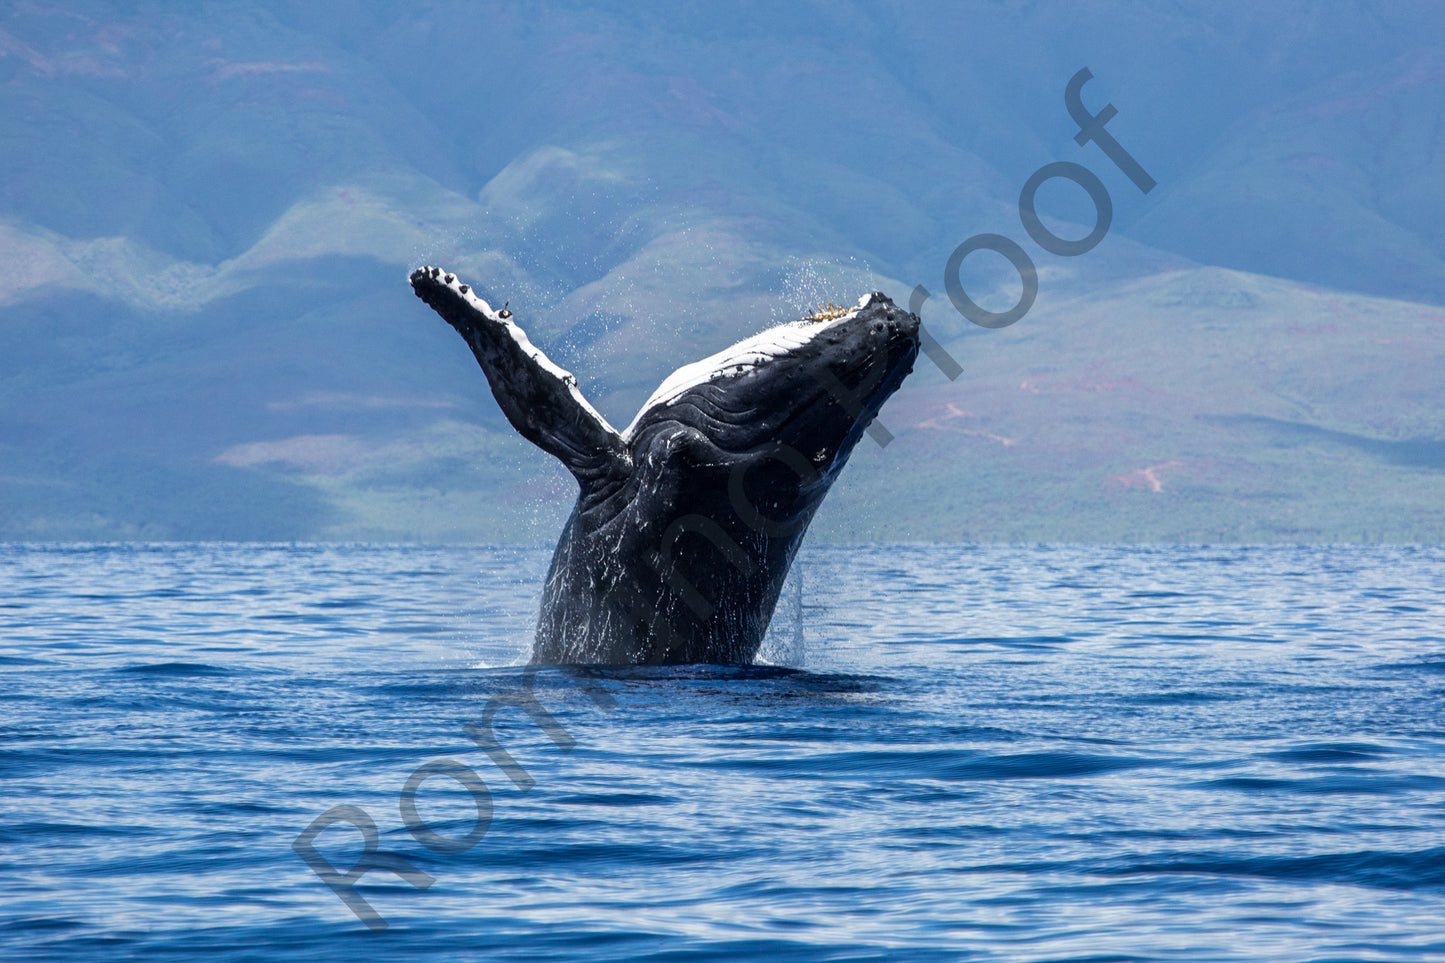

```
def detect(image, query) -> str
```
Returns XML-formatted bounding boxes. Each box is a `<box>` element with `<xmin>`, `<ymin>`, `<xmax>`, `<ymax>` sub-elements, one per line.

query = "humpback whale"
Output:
<box><xmin>409</xmin><ymin>267</ymin><xmax>920</xmax><ymax>664</ymax></box>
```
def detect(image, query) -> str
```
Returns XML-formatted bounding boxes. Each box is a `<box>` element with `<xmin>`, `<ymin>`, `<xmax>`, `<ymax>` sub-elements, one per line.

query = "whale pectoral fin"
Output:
<box><xmin>409</xmin><ymin>267</ymin><xmax>630</xmax><ymax>486</ymax></box>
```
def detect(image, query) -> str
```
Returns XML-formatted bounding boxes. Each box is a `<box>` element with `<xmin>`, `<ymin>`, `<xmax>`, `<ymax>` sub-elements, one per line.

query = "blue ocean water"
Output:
<box><xmin>2</xmin><ymin>543</ymin><xmax>1443</xmax><ymax>961</ymax></box>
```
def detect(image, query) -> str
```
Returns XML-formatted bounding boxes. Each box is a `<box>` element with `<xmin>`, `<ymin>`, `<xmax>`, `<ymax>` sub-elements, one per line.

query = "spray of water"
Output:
<box><xmin>774</xmin><ymin>256</ymin><xmax>884</xmax><ymax>325</ymax></box>
<box><xmin>758</xmin><ymin>560</ymin><xmax>807</xmax><ymax>668</ymax></box>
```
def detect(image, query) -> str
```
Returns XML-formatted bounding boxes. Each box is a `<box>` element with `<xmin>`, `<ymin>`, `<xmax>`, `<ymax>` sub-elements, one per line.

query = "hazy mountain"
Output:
<box><xmin>0</xmin><ymin>1</ymin><xmax>1440</xmax><ymax>542</ymax></box>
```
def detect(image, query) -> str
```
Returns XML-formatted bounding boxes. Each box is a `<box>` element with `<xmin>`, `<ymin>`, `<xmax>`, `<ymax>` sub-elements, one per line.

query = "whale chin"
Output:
<box><xmin>410</xmin><ymin>268</ymin><xmax>921</xmax><ymax>665</ymax></box>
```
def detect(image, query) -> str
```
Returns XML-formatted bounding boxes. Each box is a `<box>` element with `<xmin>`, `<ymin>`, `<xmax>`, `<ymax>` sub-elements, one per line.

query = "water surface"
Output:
<box><xmin>2</xmin><ymin>543</ymin><xmax>1443</xmax><ymax>960</ymax></box>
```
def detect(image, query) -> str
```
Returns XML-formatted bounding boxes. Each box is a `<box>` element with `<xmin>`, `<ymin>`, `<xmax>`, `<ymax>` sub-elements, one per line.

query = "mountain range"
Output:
<box><xmin>1</xmin><ymin>1</ymin><xmax>1441</xmax><ymax>542</ymax></box>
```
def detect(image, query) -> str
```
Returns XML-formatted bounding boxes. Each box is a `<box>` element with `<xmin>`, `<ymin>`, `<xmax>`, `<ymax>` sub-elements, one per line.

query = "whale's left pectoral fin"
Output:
<box><xmin>409</xmin><ymin>267</ymin><xmax>630</xmax><ymax>488</ymax></box>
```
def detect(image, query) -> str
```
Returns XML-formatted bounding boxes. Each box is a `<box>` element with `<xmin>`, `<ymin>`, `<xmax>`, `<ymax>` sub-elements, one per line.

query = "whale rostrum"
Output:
<box><xmin>409</xmin><ymin>266</ymin><xmax>921</xmax><ymax>664</ymax></box>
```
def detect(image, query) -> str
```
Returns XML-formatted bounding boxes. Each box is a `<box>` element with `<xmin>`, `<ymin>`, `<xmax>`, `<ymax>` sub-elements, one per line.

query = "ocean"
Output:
<box><xmin>2</xmin><ymin>543</ymin><xmax>1443</xmax><ymax>960</ymax></box>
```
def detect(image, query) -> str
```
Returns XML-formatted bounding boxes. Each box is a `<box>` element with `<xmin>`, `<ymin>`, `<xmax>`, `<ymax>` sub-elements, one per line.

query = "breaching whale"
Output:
<box><xmin>409</xmin><ymin>267</ymin><xmax>920</xmax><ymax>664</ymax></box>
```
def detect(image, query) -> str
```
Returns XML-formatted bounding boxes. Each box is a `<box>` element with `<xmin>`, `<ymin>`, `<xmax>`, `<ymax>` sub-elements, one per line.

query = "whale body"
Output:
<box><xmin>409</xmin><ymin>267</ymin><xmax>920</xmax><ymax>664</ymax></box>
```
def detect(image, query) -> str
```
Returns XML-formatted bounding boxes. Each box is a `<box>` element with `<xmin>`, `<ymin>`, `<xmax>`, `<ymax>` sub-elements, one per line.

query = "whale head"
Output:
<box><xmin>620</xmin><ymin>292</ymin><xmax>920</xmax><ymax>533</ymax></box>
